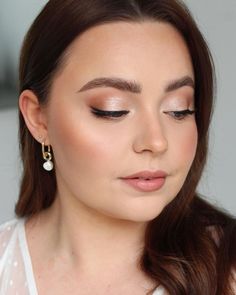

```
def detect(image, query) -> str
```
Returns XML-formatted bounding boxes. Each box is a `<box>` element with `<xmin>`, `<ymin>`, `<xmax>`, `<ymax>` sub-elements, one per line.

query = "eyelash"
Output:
<box><xmin>163</xmin><ymin>109</ymin><xmax>196</xmax><ymax>120</ymax></box>
<box><xmin>91</xmin><ymin>107</ymin><xmax>195</xmax><ymax>121</ymax></box>
<box><xmin>91</xmin><ymin>107</ymin><xmax>129</xmax><ymax>119</ymax></box>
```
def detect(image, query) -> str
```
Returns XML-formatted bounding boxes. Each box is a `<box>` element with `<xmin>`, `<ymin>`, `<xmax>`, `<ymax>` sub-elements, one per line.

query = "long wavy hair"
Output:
<box><xmin>16</xmin><ymin>0</ymin><xmax>236</xmax><ymax>294</ymax></box>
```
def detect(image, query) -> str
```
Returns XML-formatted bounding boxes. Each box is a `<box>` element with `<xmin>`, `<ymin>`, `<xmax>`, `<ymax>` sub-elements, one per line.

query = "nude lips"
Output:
<box><xmin>120</xmin><ymin>170</ymin><xmax>167</xmax><ymax>192</ymax></box>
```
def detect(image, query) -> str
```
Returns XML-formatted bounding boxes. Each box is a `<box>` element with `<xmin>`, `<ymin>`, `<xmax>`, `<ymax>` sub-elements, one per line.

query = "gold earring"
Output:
<box><xmin>42</xmin><ymin>142</ymin><xmax>54</xmax><ymax>171</ymax></box>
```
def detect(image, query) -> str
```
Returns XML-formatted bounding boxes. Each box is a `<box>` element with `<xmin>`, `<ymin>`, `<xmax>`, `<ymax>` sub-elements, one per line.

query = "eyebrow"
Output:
<box><xmin>165</xmin><ymin>76</ymin><xmax>195</xmax><ymax>92</ymax></box>
<box><xmin>77</xmin><ymin>75</ymin><xmax>194</xmax><ymax>94</ymax></box>
<box><xmin>78</xmin><ymin>77</ymin><xmax>141</xmax><ymax>93</ymax></box>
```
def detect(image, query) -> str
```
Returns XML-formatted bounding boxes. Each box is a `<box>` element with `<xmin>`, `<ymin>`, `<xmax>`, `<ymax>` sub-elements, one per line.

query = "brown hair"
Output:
<box><xmin>16</xmin><ymin>0</ymin><xmax>236</xmax><ymax>294</ymax></box>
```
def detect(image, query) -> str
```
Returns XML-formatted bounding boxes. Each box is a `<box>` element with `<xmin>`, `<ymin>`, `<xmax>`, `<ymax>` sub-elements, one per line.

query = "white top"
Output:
<box><xmin>0</xmin><ymin>219</ymin><xmax>165</xmax><ymax>295</ymax></box>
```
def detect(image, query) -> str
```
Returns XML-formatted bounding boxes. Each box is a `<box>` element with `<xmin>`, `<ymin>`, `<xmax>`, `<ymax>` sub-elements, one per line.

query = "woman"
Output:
<box><xmin>0</xmin><ymin>0</ymin><xmax>235</xmax><ymax>294</ymax></box>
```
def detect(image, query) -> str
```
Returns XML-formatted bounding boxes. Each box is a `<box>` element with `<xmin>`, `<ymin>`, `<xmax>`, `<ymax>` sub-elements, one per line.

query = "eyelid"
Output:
<box><xmin>90</xmin><ymin>107</ymin><xmax>129</xmax><ymax>118</ymax></box>
<box><xmin>100</xmin><ymin>97</ymin><xmax>126</xmax><ymax>109</ymax></box>
<box><xmin>163</xmin><ymin>109</ymin><xmax>196</xmax><ymax>120</ymax></box>
<box><xmin>90</xmin><ymin>106</ymin><xmax>196</xmax><ymax>121</ymax></box>
<box><xmin>91</xmin><ymin>106</ymin><xmax>127</xmax><ymax>113</ymax></box>
<box><xmin>163</xmin><ymin>94</ymin><xmax>195</xmax><ymax>108</ymax></box>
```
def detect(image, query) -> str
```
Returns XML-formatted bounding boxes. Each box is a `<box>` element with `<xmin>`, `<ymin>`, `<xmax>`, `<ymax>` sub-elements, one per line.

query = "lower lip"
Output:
<box><xmin>121</xmin><ymin>177</ymin><xmax>166</xmax><ymax>192</ymax></box>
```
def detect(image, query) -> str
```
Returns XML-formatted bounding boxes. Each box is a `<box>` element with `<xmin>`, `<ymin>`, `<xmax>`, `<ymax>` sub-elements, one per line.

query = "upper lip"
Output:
<box><xmin>121</xmin><ymin>170</ymin><xmax>167</xmax><ymax>179</ymax></box>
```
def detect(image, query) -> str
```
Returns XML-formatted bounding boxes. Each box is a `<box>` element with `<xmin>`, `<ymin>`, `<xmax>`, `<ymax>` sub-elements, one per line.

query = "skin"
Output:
<box><xmin>20</xmin><ymin>21</ymin><xmax>198</xmax><ymax>294</ymax></box>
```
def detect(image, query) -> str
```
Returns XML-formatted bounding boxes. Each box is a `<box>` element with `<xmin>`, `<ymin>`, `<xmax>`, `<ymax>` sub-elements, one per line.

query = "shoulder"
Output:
<box><xmin>0</xmin><ymin>219</ymin><xmax>20</xmax><ymax>238</ymax></box>
<box><xmin>0</xmin><ymin>219</ymin><xmax>22</xmax><ymax>260</ymax></box>
<box><xmin>0</xmin><ymin>219</ymin><xmax>31</xmax><ymax>293</ymax></box>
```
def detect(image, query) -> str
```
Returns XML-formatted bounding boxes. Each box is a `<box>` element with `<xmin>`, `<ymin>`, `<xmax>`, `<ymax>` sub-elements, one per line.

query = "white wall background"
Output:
<box><xmin>0</xmin><ymin>1</ymin><xmax>235</xmax><ymax>223</ymax></box>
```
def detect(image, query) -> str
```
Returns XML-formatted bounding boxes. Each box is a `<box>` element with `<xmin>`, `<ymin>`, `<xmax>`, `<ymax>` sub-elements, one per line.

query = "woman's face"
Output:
<box><xmin>45</xmin><ymin>21</ymin><xmax>197</xmax><ymax>222</ymax></box>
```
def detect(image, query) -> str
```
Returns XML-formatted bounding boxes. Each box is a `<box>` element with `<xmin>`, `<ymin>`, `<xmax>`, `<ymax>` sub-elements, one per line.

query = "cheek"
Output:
<box><xmin>48</xmin><ymin>109</ymin><xmax>121</xmax><ymax>176</ymax></box>
<box><xmin>170</xmin><ymin>122</ymin><xmax>198</xmax><ymax>170</ymax></box>
<box><xmin>181</xmin><ymin>128</ymin><xmax>197</xmax><ymax>159</ymax></box>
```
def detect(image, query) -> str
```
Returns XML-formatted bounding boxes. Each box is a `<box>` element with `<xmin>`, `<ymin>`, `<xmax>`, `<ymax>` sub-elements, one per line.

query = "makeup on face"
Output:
<box><xmin>46</xmin><ymin>21</ymin><xmax>198</xmax><ymax>222</ymax></box>
<box><xmin>78</xmin><ymin>77</ymin><xmax>195</xmax><ymax>123</ymax></box>
<box><xmin>88</xmin><ymin>95</ymin><xmax>128</xmax><ymax>111</ymax></box>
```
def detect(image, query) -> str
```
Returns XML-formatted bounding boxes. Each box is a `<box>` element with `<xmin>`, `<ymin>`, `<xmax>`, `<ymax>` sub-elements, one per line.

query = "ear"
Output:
<box><xmin>19</xmin><ymin>90</ymin><xmax>49</xmax><ymax>144</ymax></box>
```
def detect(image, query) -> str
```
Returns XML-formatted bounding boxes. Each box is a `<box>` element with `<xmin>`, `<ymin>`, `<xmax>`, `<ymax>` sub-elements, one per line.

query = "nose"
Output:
<box><xmin>133</xmin><ymin>112</ymin><xmax>168</xmax><ymax>156</ymax></box>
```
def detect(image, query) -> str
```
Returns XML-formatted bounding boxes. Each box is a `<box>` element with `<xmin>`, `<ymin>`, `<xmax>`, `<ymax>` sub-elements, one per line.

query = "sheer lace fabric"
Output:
<box><xmin>0</xmin><ymin>219</ymin><xmax>37</xmax><ymax>294</ymax></box>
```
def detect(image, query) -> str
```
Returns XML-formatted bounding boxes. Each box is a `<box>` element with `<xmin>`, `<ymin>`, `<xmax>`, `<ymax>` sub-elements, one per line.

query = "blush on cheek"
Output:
<box><xmin>50</xmin><ymin>110</ymin><xmax>116</xmax><ymax>173</ymax></box>
<box><xmin>181</xmin><ymin>128</ymin><xmax>198</xmax><ymax>167</ymax></box>
<box><xmin>170</xmin><ymin>124</ymin><xmax>198</xmax><ymax>173</ymax></box>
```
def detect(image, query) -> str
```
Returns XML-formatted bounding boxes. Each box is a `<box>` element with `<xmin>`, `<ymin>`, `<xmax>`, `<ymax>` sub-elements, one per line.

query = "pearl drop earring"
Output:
<box><xmin>42</xmin><ymin>142</ymin><xmax>54</xmax><ymax>171</ymax></box>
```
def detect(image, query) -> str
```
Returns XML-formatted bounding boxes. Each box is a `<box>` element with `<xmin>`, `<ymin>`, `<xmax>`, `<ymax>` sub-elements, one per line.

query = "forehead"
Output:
<box><xmin>59</xmin><ymin>21</ymin><xmax>194</xmax><ymax>86</ymax></box>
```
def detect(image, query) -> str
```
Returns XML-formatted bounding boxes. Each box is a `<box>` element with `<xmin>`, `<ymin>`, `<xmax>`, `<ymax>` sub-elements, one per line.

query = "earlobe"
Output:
<box><xmin>19</xmin><ymin>90</ymin><xmax>48</xmax><ymax>143</ymax></box>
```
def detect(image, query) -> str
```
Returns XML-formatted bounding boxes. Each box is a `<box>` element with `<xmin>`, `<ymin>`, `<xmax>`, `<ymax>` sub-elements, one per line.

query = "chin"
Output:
<box><xmin>113</xmin><ymin>205</ymin><xmax>167</xmax><ymax>223</ymax></box>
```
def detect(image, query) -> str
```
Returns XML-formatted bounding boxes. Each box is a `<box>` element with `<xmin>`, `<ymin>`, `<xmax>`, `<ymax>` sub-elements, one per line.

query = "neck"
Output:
<box><xmin>30</xmin><ymin>194</ymin><xmax>148</xmax><ymax>277</ymax></box>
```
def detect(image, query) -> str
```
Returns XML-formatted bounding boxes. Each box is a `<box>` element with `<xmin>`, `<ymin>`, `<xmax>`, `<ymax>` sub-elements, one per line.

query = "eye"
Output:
<box><xmin>163</xmin><ymin>109</ymin><xmax>196</xmax><ymax>120</ymax></box>
<box><xmin>91</xmin><ymin>107</ymin><xmax>129</xmax><ymax>120</ymax></box>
